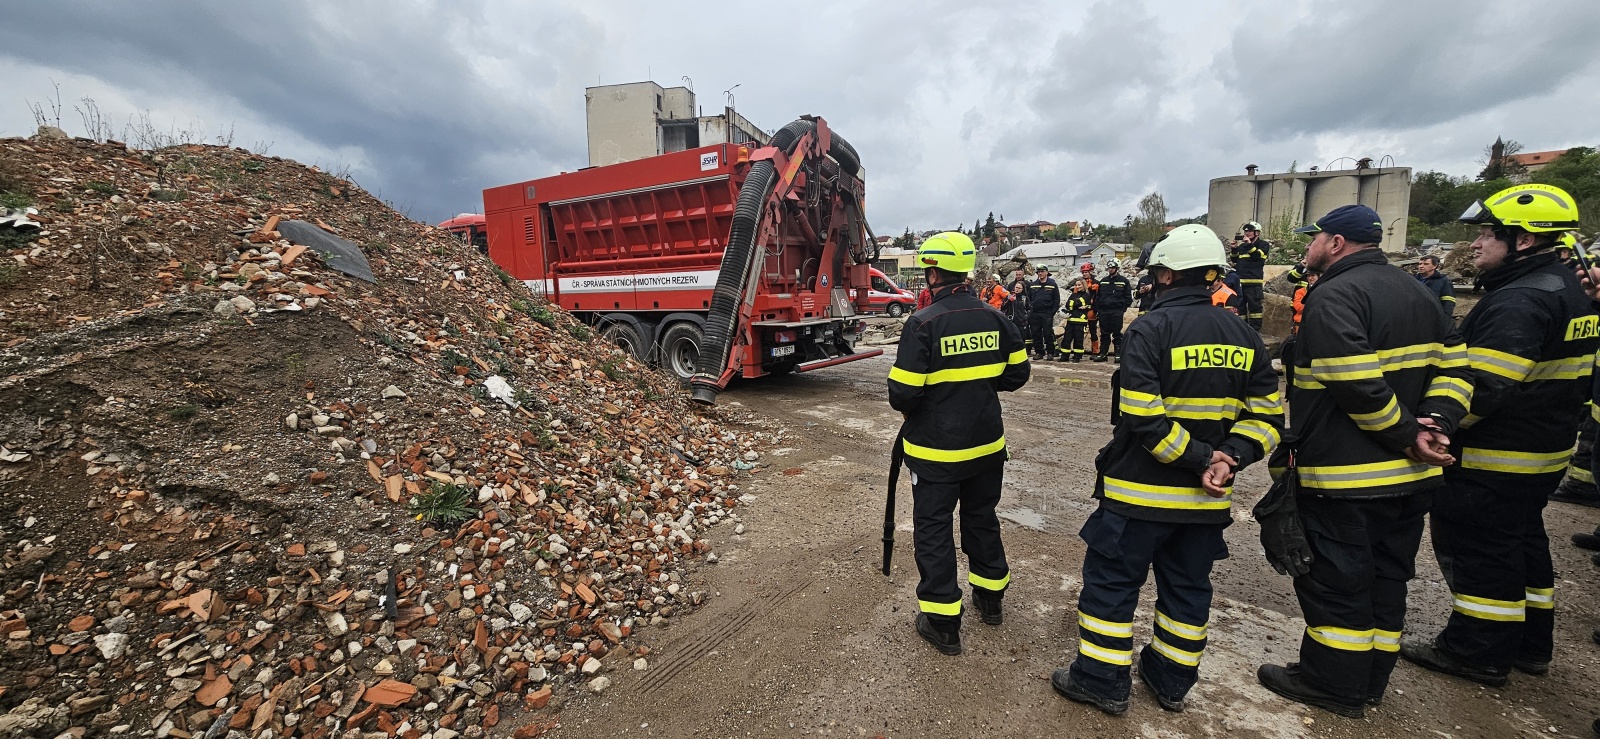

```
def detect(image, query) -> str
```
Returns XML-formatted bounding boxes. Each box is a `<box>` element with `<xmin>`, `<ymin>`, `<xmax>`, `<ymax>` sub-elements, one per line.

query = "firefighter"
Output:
<box><xmin>1092</xmin><ymin>263</ymin><xmax>1133</xmax><ymax>362</ymax></box>
<box><xmin>1135</xmin><ymin>269</ymin><xmax>1156</xmax><ymax>316</ymax></box>
<box><xmin>888</xmin><ymin>232</ymin><xmax>1031</xmax><ymax>655</ymax></box>
<box><xmin>1232</xmin><ymin>221</ymin><xmax>1270</xmax><ymax>330</ymax></box>
<box><xmin>1256</xmin><ymin>205</ymin><xmax>1471</xmax><ymax>718</ymax></box>
<box><xmin>1002</xmin><ymin>268</ymin><xmax>1032</xmax><ymax>353</ymax></box>
<box><xmin>1400</xmin><ymin>184</ymin><xmax>1596</xmax><ymax>686</ymax></box>
<box><xmin>1210</xmin><ymin>272</ymin><xmax>1242</xmax><ymax>315</ymax></box>
<box><xmin>1081</xmin><ymin>264</ymin><xmax>1102</xmax><ymax>355</ymax></box>
<box><xmin>1027</xmin><ymin>267</ymin><xmax>1061</xmax><ymax>360</ymax></box>
<box><xmin>1415</xmin><ymin>255</ymin><xmax>1456</xmax><ymax>316</ymax></box>
<box><xmin>1060</xmin><ymin>279</ymin><xmax>1091</xmax><ymax>362</ymax></box>
<box><xmin>1052</xmin><ymin>224</ymin><xmax>1283</xmax><ymax>714</ymax></box>
<box><xmin>980</xmin><ymin>275</ymin><xmax>1009</xmax><ymax>311</ymax></box>
<box><xmin>1291</xmin><ymin>271</ymin><xmax>1318</xmax><ymax>335</ymax></box>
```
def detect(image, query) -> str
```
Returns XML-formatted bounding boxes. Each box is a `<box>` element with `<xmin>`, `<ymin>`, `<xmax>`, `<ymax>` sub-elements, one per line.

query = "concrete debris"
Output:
<box><xmin>0</xmin><ymin>135</ymin><xmax>776</xmax><ymax>738</ymax></box>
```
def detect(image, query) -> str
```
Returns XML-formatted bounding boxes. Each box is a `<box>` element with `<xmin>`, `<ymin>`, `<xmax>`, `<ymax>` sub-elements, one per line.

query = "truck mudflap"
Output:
<box><xmin>794</xmin><ymin>348</ymin><xmax>883</xmax><ymax>373</ymax></box>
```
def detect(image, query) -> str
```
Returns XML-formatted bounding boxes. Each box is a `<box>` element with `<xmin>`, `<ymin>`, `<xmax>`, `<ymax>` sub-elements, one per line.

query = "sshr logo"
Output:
<box><xmin>1171</xmin><ymin>344</ymin><xmax>1254</xmax><ymax>371</ymax></box>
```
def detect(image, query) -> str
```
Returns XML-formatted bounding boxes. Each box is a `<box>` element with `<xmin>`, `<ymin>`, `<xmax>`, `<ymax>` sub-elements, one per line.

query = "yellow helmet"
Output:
<box><xmin>1459</xmin><ymin>183</ymin><xmax>1580</xmax><ymax>233</ymax></box>
<box><xmin>916</xmin><ymin>232</ymin><xmax>977</xmax><ymax>273</ymax></box>
<box><xmin>1558</xmin><ymin>232</ymin><xmax>1577</xmax><ymax>251</ymax></box>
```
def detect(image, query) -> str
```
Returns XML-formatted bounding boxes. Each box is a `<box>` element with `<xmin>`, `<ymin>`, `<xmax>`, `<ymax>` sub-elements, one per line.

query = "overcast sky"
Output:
<box><xmin>4</xmin><ymin>0</ymin><xmax>1597</xmax><ymax>232</ymax></box>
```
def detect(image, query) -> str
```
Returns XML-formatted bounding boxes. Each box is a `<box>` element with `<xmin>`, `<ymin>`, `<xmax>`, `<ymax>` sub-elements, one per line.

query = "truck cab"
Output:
<box><xmin>853</xmin><ymin>267</ymin><xmax>917</xmax><ymax>317</ymax></box>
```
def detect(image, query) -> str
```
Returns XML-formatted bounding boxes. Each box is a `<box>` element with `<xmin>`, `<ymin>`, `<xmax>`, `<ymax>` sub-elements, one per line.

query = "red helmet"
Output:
<box><xmin>1080</xmin><ymin>264</ymin><xmax>1093</xmax><ymax>273</ymax></box>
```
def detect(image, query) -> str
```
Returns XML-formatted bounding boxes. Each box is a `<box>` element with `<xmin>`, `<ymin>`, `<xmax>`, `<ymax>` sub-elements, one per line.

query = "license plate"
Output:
<box><xmin>772</xmin><ymin>345</ymin><xmax>795</xmax><ymax>358</ymax></box>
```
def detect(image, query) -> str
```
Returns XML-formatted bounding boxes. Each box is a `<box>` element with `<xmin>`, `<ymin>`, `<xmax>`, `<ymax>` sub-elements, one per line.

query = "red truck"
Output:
<box><xmin>480</xmin><ymin>116</ymin><xmax>882</xmax><ymax>404</ymax></box>
<box><xmin>855</xmin><ymin>267</ymin><xmax>917</xmax><ymax>317</ymax></box>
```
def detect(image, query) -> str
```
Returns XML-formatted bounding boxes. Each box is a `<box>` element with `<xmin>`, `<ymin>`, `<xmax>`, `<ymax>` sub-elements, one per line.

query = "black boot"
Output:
<box><xmin>1136</xmin><ymin>651</ymin><xmax>1185</xmax><ymax>712</ymax></box>
<box><xmin>1091</xmin><ymin>352</ymin><xmax>1108</xmax><ymax>362</ymax></box>
<box><xmin>972</xmin><ymin>589</ymin><xmax>1002</xmax><ymax>626</ymax></box>
<box><xmin>915</xmin><ymin>613</ymin><xmax>961</xmax><ymax>656</ymax></box>
<box><xmin>1256</xmin><ymin>663</ymin><xmax>1363</xmax><ymax>718</ymax></box>
<box><xmin>1398</xmin><ymin>636</ymin><xmax>1509</xmax><ymax>687</ymax></box>
<box><xmin>1551</xmin><ymin>481</ymin><xmax>1600</xmax><ymax>508</ymax></box>
<box><xmin>1574</xmin><ymin>526</ymin><xmax>1600</xmax><ymax>551</ymax></box>
<box><xmin>1051</xmin><ymin>668</ymin><xmax>1128</xmax><ymax>715</ymax></box>
<box><xmin>1513</xmin><ymin>657</ymin><xmax>1549</xmax><ymax>675</ymax></box>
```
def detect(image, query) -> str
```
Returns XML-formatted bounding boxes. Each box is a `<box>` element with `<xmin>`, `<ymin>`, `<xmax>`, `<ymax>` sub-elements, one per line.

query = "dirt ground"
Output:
<box><xmin>548</xmin><ymin>350</ymin><xmax>1600</xmax><ymax>739</ymax></box>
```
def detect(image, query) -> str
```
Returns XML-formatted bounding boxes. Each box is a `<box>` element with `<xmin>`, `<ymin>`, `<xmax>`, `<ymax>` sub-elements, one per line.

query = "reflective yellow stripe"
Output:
<box><xmin>1451</xmin><ymin>592</ymin><xmax>1525</xmax><ymax>622</ymax></box>
<box><xmin>1163</xmin><ymin>396</ymin><xmax>1244</xmax><ymax>420</ymax></box>
<box><xmin>1348</xmin><ymin>396</ymin><xmax>1402</xmax><ymax>432</ymax></box>
<box><xmin>1424</xmin><ymin>375</ymin><xmax>1473</xmax><ymax>409</ymax></box>
<box><xmin>924</xmin><ymin>362</ymin><xmax>1007</xmax><ymax>385</ymax></box>
<box><xmin>1298</xmin><ymin>458</ymin><xmax>1441</xmax><ymax>490</ymax></box>
<box><xmin>1292</xmin><ymin>365</ymin><xmax>1325</xmax><ymax>390</ymax></box>
<box><xmin>902</xmin><ymin>435</ymin><xmax>1007</xmax><ymax>463</ymax></box>
<box><xmin>1102</xmin><ymin>476</ymin><xmax>1230</xmax><ymax>510</ymax></box>
<box><xmin>1459</xmin><ymin>447</ymin><xmax>1570</xmax><ymax>475</ymax></box>
<box><xmin>1078</xmin><ymin>611</ymin><xmax>1133</xmax><ymax>639</ymax></box>
<box><xmin>1239</xmin><ymin>278</ymin><xmax>1264</xmax><ymax>284</ymax></box>
<box><xmin>1570</xmin><ymin>465</ymin><xmax>1595</xmax><ymax>484</ymax></box>
<box><xmin>1232</xmin><ymin>419</ymin><xmax>1281</xmax><ymax>456</ymax></box>
<box><xmin>1438</xmin><ymin>343</ymin><xmax>1468</xmax><ymax>368</ymax></box>
<box><xmin>1246</xmin><ymin>392</ymin><xmax>1284</xmax><ymax>415</ymax></box>
<box><xmin>919</xmin><ymin>599</ymin><xmax>962</xmax><ymax>616</ymax></box>
<box><xmin>1007</xmin><ymin>349</ymin><xmax>1028</xmax><ymax>365</ymax></box>
<box><xmin>1592</xmin><ymin>402</ymin><xmax>1600</xmax><ymax>422</ymax></box>
<box><xmin>1375</xmin><ymin>342</ymin><xmax>1443</xmax><ymax>372</ymax></box>
<box><xmin>1440</xmin><ymin>295</ymin><xmax>1457</xmax><ymax>303</ymax></box>
<box><xmin>1527</xmin><ymin>355</ymin><xmax>1594</xmax><ymax>381</ymax></box>
<box><xmin>1468</xmin><ymin>347</ymin><xmax>1535</xmax><ymax>381</ymax></box>
<box><xmin>1118</xmin><ymin>388</ymin><xmax>1165</xmax><ymax>417</ymax></box>
<box><xmin>1306</xmin><ymin>626</ymin><xmax>1374</xmax><ymax>652</ymax></box>
<box><xmin>888</xmin><ymin>365</ymin><xmax>926</xmax><ymax>387</ymax></box>
<box><xmin>968</xmin><ymin>571</ymin><xmax>1010</xmax><ymax>592</ymax></box>
<box><xmin>1525</xmin><ymin>587</ymin><xmax>1554</xmax><ymax>610</ymax></box>
<box><xmin>1372</xmin><ymin>629</ymin><xmax>1401</xmax><ymax>652</ymax></box>
<box><xmin>1155</xmin><ymin>611</ymin><xmax>1207</xmax><ymax>640</ymax></box>
<box><xmin>1149</xmin><ymin>636</ymin><xmax>1203</xmax><ymax>666</ymax></box>
<box><xmin>1078</xmin><ymin>640</ymin><xmax>1133</xmax><ymax>666</ymax></box>
<box><xmin>1461</xmin><ymin>412</ymin><xmax>1484</xmax><ymax>429</ymax></box>
<box><xmin>1309</xmin><ymin>353</ymin><xmax>1384</xmax><ymax>381</ymax></box>
<box><xmin>1149</xmin><ymin>423</ymin><xmax>1192</xmax><ymax>464</ymax></box>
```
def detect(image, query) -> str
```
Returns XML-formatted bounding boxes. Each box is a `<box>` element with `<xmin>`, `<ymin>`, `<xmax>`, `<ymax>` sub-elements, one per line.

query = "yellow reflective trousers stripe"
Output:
<box><xmin>1155</xmin><ymin>610</ymin><xmax>1207</xmax><ymax>640</ymax></box>
<box><xmin>968</xmin><ymin>571</ymin><xmax>1010</xmax><ymax>592</ymax></box>
<box><xmin>1451</xmin><ymin>592</ymin><xmax>1525</xmax><ymax>622</ymax></box>
<box><xmin>902</xmin><ymin>435</ymin><xmax>1007</xmax><ymax>463</ymax></box>
<box><xmin>1078</xmin><ymin>640</ymin><xmax>1133</xmax><ymax>666</ymax></box>
<box><xmin>1525</xmin><ymin>587</ymin><xmax>1554</xmax><ymax>610</ymax></box>
<box><xmin>1078</xmin><ymin>611</ymin><xmax>1133</xmax><ymax>639</ymax></box>
<box><xmin>1372</xmin><ymin>629</ymin><xmax>1401</xmax><ymax>653</ymax></box>
<box><xmin>919</xmin><ymin>599</ymin><xmax>961</xmax><ymax>616</ymax></box>
<box><xmin>1306</xmin><ymin>625</ymin><xmax>1374</xmax><ymax>652</ymax></box>
<box><xmin>1102</xmin><ymin>476</ymin><xmax>1230</xmax><ymax>510</ymax></box>
<box><xmin>1149</xmin><ymin>636</ymin><xmax>1203</xmax><ymax>667</ymax></box>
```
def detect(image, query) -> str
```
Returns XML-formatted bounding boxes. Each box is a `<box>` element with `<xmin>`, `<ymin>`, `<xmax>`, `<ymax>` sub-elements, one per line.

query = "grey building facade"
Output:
<box><xmin>1208</xmin><ymin>165</ymin><xmax>1412</xmax><ymax>253</ymax></box>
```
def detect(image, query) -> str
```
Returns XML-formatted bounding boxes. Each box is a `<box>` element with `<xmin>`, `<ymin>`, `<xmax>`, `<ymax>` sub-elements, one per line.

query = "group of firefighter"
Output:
<box><xmin>887</xmin><ymin>183</ymin><xmax>1600</xmax><ymax>728</ymax></box>
<box><xmin>977</xmin><ymin>222</ymin><xmax>1276</xmax><ymax>365</ymax></box>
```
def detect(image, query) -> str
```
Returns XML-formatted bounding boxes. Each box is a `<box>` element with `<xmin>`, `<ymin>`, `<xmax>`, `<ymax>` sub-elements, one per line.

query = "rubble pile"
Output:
<box><xmin>0</xmin><ymin>133</ymin><xmax>773</xmax><ymax>737</ymax></box>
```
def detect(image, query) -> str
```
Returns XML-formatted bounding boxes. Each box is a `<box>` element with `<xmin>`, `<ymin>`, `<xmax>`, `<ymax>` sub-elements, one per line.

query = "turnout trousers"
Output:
<box><xmin>1430</xmin><ymin>469</ymin><xmax>1557</xmax><ymax>670</ymax></box>
<box><xmin>1060</xmin><ymin>320</ymin><xmax>1086</xmax><ymax>358</ymax></box>
<box><xmin>912</xmin><ymin>463</ymin><xmax>1010</xmax><ymax>624</ymax></box>
<box><xmin>1292</xmin><ymin>491</ymin><xmax>1431</xmax><ymax>703</ymax></box>
<box><xmin>1239</xmin><ymin>282</ymin><xmax>1264</xmax><ymax>330</ymax></box>
<box><xmin>1011</xmin><ymin>313</ymin><xmax>1031</xmax><ymax>353</ymax></box>
<box><xmin>1555</xmin><ymin>412</ymin><xmax>1598</xmax><ymax>500</ymax></box>
<box><xmin>1097</xmin><ymin>310</ymin><xmax>1126</xmax><ymax>356</ymax></box>
<box><xmin>1028</xmin><ymin>314</ymin><xmax>1055</xmax><ymax>358</ymax></box>
<box><xmin>1069</xmin><ymin>508</ymin><xmax>1228</xmax><ymax>703</ymax></box>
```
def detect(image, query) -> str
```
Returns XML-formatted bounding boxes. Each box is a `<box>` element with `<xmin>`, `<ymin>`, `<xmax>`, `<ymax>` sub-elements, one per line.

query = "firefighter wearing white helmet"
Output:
<box><xmin>1053</xmin><ymin>223</ymin><xmax>1283</xmax><ymax>715</ymax></box>
<box><xmin>1232</xmin><ymin>221</ymin><xmax>1271</xmax><ymax>330</ymax></box>
<box><xmin>887</xmin><ymin>232</ymin><xmax>1030</xmax><ymax>656</ymax></box>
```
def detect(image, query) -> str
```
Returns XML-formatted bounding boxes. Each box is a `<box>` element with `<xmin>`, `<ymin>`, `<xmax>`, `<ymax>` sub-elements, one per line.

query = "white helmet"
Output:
<box><xmin>1148</xmin><ymin>224</ymin><xmax>1229</xmax><ymax>271</ymax></box>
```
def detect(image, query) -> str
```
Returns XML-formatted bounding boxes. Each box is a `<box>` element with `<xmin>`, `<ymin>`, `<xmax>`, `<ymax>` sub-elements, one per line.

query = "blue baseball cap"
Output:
<box><xmin>1294</xmin><ymin>204</ymin><xmax>1384</xmax><ymax>244</ymax></box>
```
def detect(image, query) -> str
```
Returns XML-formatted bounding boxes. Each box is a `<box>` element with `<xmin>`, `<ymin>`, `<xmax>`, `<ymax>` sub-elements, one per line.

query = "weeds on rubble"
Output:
<box><xmin>408</xmin><ymin>482</ymin><xmax>476</xmax><ymax>526</ymax></box>
<box><xmin>494</xmin><ymin>319</ymin><xmax>511</xmax><ymax>337</ymax></box>
<box><xmin>243</xmin><ymin>160</ymin><xmax>266</xmax><ymax>173</ymax></box>
<box><xmin>181</xmin><ymin>263</ymin><xmax>198</xmax><ymax>282</ymax></box>
<box><xmin>374</xmin><ymin>331</ymin><xmax>407</xmax><ymax>354</ymax></box>
<box><xmin>283</xmin><ymin>352</ymin><xmax>306</xmax><ymax>375</ymax></box>
<box><xmin>0</xmin><ymin>262</ymin><xmax>17</xmax><ymax>286</ymax></box>
<box><xmin>494</xmin><ymin>267</ymin><xmax>515</xmax><ymax>287</ymax></box>
<box><xmin>86</xmin><ymin>181</ymin><xmax>117</xmax><ymax>195</ymax></box>
<box><xmin>440</xmin><ymin>349</ymin><xmax>470</xmax><ymax>373</ymax></box>
<box><xmin>527</xmin><ymin>305</ymin><xmax>556</xmax><ymax>329</ymax></box>
<box><xmin>599</xmin><ymin>358</ymin><xmax>627</xmax><ymax>381</ymax></box>
<box><xmin>167</xmin><ymin>404</ymin><xmax>200</xmax><ymax>420</ymax></box>
<box><xmin>611</xmin><ymin>464</ymin><xmax>636</xmax><ymax>484</ymax></box>
<box><xmin>634</xmin><ymin>376</ymin><xmax>663</xmax><ymax>402</ymax></box>
<box><xmin>150</xmin><ymin>189</ymin><xmax>187</xmax><ymax>202</ymax></box>
<box><xmin>0</xmin><ymin>154</ymin><xmax>29</xmax><ymax>208</ymax></box>
<box><xmin>567</xmin><ymin>324</ymin><xmax>592</xmax><ymax>341</ymax></box>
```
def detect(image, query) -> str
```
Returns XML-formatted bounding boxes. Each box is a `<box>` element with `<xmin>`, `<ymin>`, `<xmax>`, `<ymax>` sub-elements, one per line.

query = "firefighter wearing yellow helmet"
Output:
<box><xmin>887</xmin><ymin>232</ymin><xmax>1030</xmax><ymax>655</ymax></box>
<box><xmin>1053</xmin><ymin>224</ymin><xmax>1283</xmax><ymax>714</ymax></box>
<box><xmin>1400</xmin><ymin>184</ymin><xmax>1598</xmax><ymax>688</ymax></box>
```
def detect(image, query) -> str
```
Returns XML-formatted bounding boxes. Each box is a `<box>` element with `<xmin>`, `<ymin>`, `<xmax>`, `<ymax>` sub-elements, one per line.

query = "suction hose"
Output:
<box><xmin>690</xmin><ymin>158</ymin><xmax>778</xmax><ymax>405</ymax></box>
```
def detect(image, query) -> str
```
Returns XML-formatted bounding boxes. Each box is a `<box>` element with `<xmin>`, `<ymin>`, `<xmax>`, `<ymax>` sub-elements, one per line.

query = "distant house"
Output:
<box><xmin>1508</xmin><ymin>149</ymin><xmax>1569</xmax><ymax>175</ymax></box>
<box><xmin>996</xmin><ymin>241</ymin><xmax>1123</xmax><ymax>274</ymax></box>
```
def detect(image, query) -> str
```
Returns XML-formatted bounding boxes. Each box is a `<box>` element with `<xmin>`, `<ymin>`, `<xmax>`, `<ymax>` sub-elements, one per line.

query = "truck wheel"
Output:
<box><xmin>600</xmin><ymin>322</ymin><xmax>645</xmax><ymax>361</ymax></box>
<box><xmin>659</xmin><ymin>322</ymin><xmax>703</xmax><ymax>384</ymax></box>
<box><xmin>887</xmin><ymin>302</ymin><xmax>905</xmax><ymax>318</ymax></box>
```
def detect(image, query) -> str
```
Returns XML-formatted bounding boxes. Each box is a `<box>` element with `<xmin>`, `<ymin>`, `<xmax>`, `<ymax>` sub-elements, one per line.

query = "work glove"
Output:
<box><xmin>1252</xmin><ymin>473</ymin><xmax>1313</xmax><ymax>577</ymax></box>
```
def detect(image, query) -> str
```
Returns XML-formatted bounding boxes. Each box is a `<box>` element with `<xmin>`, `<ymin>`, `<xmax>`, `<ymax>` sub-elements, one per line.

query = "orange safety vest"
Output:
<box><xmin>981</xmin><ymin>284</ymin><xmax>1009</xmax><ymax>309</ymax></box>
<box><xmin>1211</xmin><ymin>283</ymin><xmax>1239</xmax><ymax>314</ymax></box>
<box><xmin>1292</xmin><ymin>286</ymin><xmax>1307</xmax><ymax>331</ymax></box>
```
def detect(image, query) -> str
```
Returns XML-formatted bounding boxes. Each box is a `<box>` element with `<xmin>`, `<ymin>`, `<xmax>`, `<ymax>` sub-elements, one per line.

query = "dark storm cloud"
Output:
<box><xmin>0</xmin><ymin>1</ymin><xmax>598</xmax><ymax>220</ymax></box>
<box><xmin>1219</xmin><ymin>0</ymin><xmax>1600</xmax><ymax>139</ymax></box>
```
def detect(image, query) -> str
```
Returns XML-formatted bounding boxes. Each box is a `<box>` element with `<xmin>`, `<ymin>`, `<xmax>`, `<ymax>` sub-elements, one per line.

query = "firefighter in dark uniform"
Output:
<box><xmin>1081</xmin><ymin>263</ymin><xmax>1102</xmax><ymax>354</ymax></box>
<box><xmin>1415</xmin><ymin>255</ymin><xmax>1457</xmax><ymax>317</ymax></box>
<box><xmin>1060</xmin><ymin>279</ymin><xmax>1091</xmax><ymax>362</ymax></box>
<box><xmin>1004</xmin><ymin>268</ymin><xmax>1032</xmax><ymax>354</ymax></box>
<box><xmin>1093</xmin><ymin>263</ymin><xmax>1133</xmax><ymax>362</ymax></box>
<box><xmin>1551</xmin><ymin>233</ymin><xmax>1600</xmax><ymax>508</ymax></box>
<box><xmin>1232</xmin><ymin>221</ymin><xmax>1270</xmax><ymax>330</ymax></box>
<box><xmin>1052</xmin><ymin>225</ymin><xmax>1284</xmax><ymax>715</ymax></box>
<box><xmin>888</xmin><ymin>232</ymin><xmax>1031</xmax><ymax>655</ymax></box>
<box><xmin>1026</xmin><ymin>267</ymin><xmax>1061</xmax><ymax>360</ymax></box>
<box><xmin>1135</xmin><ymin>270</ymin><xmax>1156</xmax><ymax>316</ymax></box>
<box><xmin>1256</xmin><ymin>205</ymin><xmax>1472</xmax><ymax>718</ymax></box>
<box><xmin>1400</xmin><ymin>185</ymin><xmax>1597</xmax><ymax>685</ymax></box>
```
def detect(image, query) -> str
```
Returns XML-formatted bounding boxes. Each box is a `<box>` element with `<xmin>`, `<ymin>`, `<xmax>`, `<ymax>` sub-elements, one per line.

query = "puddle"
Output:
<box><xmin>998</xmin><ymin>507</ymin><xmax>1047</xmax><ymax>531</ymax></box>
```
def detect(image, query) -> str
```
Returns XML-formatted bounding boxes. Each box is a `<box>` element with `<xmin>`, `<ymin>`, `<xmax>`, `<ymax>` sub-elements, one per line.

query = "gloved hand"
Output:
<box><xmin>1253</xmin><ymin>475</ymin><xmax>1313</xmax><ymax>577</ymax></box>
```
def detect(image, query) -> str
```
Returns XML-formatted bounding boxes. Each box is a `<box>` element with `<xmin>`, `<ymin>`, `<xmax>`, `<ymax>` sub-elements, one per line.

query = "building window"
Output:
<box><xmin>656</xmin><ymin>94</ymin><xmax>662</xmax><ymax>110</ymax></box>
